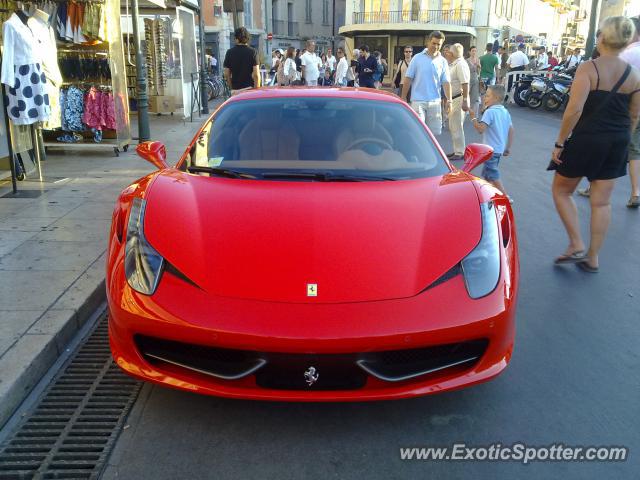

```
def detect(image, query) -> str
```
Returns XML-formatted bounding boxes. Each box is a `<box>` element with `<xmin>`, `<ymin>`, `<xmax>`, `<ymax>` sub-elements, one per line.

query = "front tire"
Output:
<box><xmin>526</xmin><ymin>92</ymin><xmax>543</xmax><ymax>109</ymax></box>
<box><xmin>542</xmin><ymin>92</ymin><xmax>563</xmax><ymax>112</ymax></box>
<box><xmin>514</xmin><ymin>84</ymin><xmax>529</xmax><ymax>107</ymax></box>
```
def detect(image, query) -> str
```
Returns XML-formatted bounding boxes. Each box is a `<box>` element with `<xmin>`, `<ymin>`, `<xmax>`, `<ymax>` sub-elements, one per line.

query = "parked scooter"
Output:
<box><xmin>542</xmin><ymin>76</ymin><xmax>572</xmax><ymax>112</ymax></box>
<box><xmin>525</xmin><ymin>77</ymin><xmax>549</xmax><ymax>109</ymax></box>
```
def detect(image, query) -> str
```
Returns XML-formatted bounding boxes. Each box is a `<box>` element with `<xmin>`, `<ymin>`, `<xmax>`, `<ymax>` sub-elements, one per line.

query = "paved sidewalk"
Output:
<box><xmin>0</xmin><ymin>112</ymin><xmax>209</xmax><ymax>427</ymax></box>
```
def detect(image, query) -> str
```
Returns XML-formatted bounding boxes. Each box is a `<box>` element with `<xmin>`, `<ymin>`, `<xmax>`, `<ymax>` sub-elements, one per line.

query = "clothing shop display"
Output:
<box><xmin>59</xmin><ymin>56</ymin><xmax>110</xmax><ymax>81</ymax></box>
<box><xmin>1</xmin><ymin>12</ymin><xmax>50</xmax><ymax>125</ymax></box>
<box><xmin>28</xmin><ymin>9</ymin><xmax>63</xmax><ymax>129</ymax></box>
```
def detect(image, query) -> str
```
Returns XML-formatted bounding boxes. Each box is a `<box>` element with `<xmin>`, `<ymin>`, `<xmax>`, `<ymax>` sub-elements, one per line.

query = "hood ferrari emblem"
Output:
<box><xmin>304</xmin><ymin>366</ymin><xmax>319</xmax><ymax>386</ymax></box>
<box><xmin>307</xmin><ymin>283</ymin><xmax>317</xmax><ymax>297</ymax></box>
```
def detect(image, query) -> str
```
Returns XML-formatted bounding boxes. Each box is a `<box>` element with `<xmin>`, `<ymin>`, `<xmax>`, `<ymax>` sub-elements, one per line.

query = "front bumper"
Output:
<box><xmin>107</xmin><ymin>256</ymin><xmax>517</xmax><ymax>401</ymax></box>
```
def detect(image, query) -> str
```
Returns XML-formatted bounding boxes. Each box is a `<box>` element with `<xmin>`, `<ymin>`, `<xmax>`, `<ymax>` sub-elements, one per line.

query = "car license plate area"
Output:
<box><xmin>255</xmin><ymin>354</ymin><xmax>367</xmax><ymax>390</ymax></box>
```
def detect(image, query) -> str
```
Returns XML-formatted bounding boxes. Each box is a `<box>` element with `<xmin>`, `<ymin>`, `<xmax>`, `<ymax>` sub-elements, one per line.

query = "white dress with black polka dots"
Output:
<box><xmin>1</xmin><ymin>13</ymin><xmax>51</xmax><ymax>125</ymax></box>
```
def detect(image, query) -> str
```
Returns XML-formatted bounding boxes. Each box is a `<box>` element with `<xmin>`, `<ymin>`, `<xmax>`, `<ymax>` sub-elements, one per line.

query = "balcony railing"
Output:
<box><xmin>272</xmin><ymin>20</ymin><xmax>299</xmax><ymax>37</ymax></box>
<box><xmin>352</xmin><ymin>9</ymin><xmax>473</xmax><ymax>27</ymax></box>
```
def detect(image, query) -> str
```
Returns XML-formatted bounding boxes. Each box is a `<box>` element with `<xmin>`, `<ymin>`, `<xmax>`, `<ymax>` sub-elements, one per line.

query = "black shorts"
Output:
<box><xmin>548</xmin><ymin>132</ymin><xmax>630</xmax><ymax>181</ymax></box>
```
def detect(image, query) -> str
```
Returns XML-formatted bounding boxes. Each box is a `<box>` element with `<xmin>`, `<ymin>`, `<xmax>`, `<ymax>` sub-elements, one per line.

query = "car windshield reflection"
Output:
<box><xmin>187</xmin><ymin>98</ymin><xmax>449</xmax><ymax>181</ymax></box>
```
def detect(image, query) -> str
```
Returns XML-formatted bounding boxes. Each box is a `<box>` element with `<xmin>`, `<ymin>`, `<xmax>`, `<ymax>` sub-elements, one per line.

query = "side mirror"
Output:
<box><xmin>461</xmin><ymin>143</ymin><xmax>494</xmax><ymax>173</ymax></box>
<box><xmin>136</xmin><ymin>141</ymin><xmax>168</xmax><ymax>170</ymax></box>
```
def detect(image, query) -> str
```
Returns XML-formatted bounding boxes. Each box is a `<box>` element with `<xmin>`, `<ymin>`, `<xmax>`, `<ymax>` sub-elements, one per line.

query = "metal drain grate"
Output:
<box><xmin>0</xmin><ymin>314</ymin><xmax>142</xmax><ymax>479</ymax></box>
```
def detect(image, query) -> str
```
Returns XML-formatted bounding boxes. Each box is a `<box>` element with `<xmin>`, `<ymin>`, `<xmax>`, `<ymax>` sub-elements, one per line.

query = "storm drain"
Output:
<box><xmin>0</xmin><ymin>315</ymin><xmax>142</xmax><ymax>479</ymax></box>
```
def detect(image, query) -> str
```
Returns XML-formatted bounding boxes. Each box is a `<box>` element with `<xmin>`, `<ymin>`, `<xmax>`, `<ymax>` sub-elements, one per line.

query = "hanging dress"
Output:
<box><xmin>28</xmin><ymin>9</ymin><xmax>63</xmax><ymax>129</ymax></box>
<box><xmin>1</xmin><ymin>12</ymin><xmax>51</xmax><ymax>125</ymax></box>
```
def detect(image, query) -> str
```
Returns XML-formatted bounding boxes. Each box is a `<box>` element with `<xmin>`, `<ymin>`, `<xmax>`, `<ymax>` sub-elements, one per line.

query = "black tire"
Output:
<box><xmin>542</xmin><ymin>92</ymin><xmax>563</xmax><ymax>112</ymax></box>
<box><xmin>526</xmin><ymin>92</ymin><xmax>543</xmax><ymax>109</ymax></box>
<box><xmin>514</xmin><ymin>85</ymin><xmax>529</xmax><ymax>107</ymax></box>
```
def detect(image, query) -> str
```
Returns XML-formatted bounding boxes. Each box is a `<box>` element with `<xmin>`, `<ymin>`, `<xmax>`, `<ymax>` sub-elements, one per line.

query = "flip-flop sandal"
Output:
<box><xmin>627</xmin><ymin>196</ymin><xmax>640</xmax><ymax>208</ymax></box>
<box><xmin>576</xmin><ymin>260</ymin><xmax>599</xmax><ymax>273</ymax></box>
<box><xmin>554</xmin><ymin>251</ymin><xmax>586</xmax><ymax>265</ymax></box>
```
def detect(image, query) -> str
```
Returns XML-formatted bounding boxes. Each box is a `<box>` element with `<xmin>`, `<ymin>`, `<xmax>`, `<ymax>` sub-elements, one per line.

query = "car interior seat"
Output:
<box><xmin>238</xmin><ymin>107</ymin><xmax>301</xmax><ymax>160</ymax></box>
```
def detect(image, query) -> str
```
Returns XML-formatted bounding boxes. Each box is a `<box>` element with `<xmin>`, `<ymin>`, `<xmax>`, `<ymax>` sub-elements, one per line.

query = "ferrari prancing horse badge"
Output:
<box><xmin>307</xmin><ymin>283</ymin><xmax>317</xmax><ymax>297</ymax></box>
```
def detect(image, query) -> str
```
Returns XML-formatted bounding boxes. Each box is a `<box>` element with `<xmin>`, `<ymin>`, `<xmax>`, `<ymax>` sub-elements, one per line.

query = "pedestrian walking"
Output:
<box><xmin>223</xmin><ymin>27</ymin><xmax>260</xmax><ymax>94</ymax></box>
<box><xmin>373</xmin><ymin>51</ymin><xmax>385</xmax><ymax>88</ymax></box>
<box><xmin>356</xmin><ymin>45</ymin><xmax>378</xmax><ymax>88</ymax></box>
<box><xmin>480</xmin><ymin>43</ymin><xmax>499</xmax><ymax>87</ymax></box>
<box><xmin>401</xmin><ymin>31</ymin><xmax>452</xmax><ymax>135</ymax></box>
<box><xmin>326</xmin><ymin>47</ymin><xmax>337</xmax><ymax>75</ymax></box>
<box><xmin>335</xmin><ymin>47</ymin><xmax>349</xmax><ymax>87</ymax></box>
<box><xmin>620</xmin><ymin>15</ymin><xmax>640</xmax><ymax>208</ymax></box>
<box><xmin>447</xmin><ymin>43</ymin><xmax>471</xmax><ymax>161</ymax></box>
<box><xmin>393</xmin><ymin>46</ymin><xmax>413</xmax><ymax>97</ymax></box>
<box><xmin>548</xmin><ymin>17</ymin><xmax>640</xmax><ymax>272</ymax></box>
<box><xmin>565</xmin><ymin>48</ymin><xmax>583</xmax><ymax>69</ymax></box>
<box><xmin>348</xmin><ymin>48</ymin><xmax>360</xmax><ymax>87</ymax></box>
<box><xmin>469</xmin><ymin>85</ymin><xmax>514</xmax><ymax>201</ymax></box>
<box><xmin>536</xmin><ymin>47</ymin><xmax>549</xmax><ymax>70</ymax></box>
<box><xmin>277</xmin><ymin>47</ymin><xmax>297</xmax><ymax>86</ymax></box>
<box><xmin>466</xmin><ymin>45</ymin><xmax>481</xmax><ymax>116</ymax></box>
<box><xmin>301</xmin><ymin>40</ymin><xmax>322</xmax><ymax>86</ymax></box>
<box><xmin>498</xmin><ymin>46</ymin><xmax>509</xmax><ymax>83</ymax></box>
<box><xmin>507</xmin><ymin>44</ymin><xmax>529</xmax><ymax>72</ymax></box>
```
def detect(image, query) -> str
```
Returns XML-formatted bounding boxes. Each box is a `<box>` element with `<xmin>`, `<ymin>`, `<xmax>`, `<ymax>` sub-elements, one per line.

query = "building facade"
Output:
<box><xmin>201</xmin><ymin>0</ymin><xmax>347</xmax><ymax>70</ymax></box>
<box><xmin>340</xmin><ymin>0</ymin><xmax>583</xmax><ymax>77</ymax></box>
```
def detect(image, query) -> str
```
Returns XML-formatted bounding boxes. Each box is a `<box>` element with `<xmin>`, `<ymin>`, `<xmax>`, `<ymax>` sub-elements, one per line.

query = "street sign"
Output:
<box><xmin>223</xmin><ymin>0</ymin><xmax>243</xmax><ymax>12</ymax></box>
<box><xmin>492</xmin><ymin>29</ymin><xmax>500</xmax><ymax>39</ymax></box>
<box><xmin>267</xmin><ymin>32</ymin><xmax>273</xmax><ymax>40</ymax></box>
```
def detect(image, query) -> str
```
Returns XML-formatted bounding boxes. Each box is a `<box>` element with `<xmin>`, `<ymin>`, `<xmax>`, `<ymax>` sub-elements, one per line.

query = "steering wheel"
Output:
<box><xmin>344</xmin><ymin>137</ymin><xmax>393</xmax><ymax>153</ymax></box>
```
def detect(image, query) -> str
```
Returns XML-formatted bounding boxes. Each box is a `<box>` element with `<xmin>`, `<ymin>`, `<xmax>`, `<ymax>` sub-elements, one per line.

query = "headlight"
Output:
<box><xmin>461</xmin><ymin>202</ymin><xmax>500</xmax><ymax>299</ymax></box>
<box><xmin>124</xmin><ymin>198</ymin><xmax>165</xmax><ymax>295</ymax></box>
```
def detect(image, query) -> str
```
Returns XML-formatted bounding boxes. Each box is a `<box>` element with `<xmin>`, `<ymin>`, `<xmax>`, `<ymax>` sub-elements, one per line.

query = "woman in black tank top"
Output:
<box><xmin>549</xmin><ymin>17</ymin><xmax>640</xmax><ymax>272</ymax></box>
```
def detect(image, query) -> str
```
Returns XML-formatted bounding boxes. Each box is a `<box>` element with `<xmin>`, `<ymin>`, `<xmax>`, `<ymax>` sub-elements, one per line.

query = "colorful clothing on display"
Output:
<box><xmin>28</xmin><ymin>9</ymin><xmax>63</xmax><ymax>129</ymax></box>
<box><xmin>61</xmin><ymin>86</ymin><xmax>84</xmax><ymax>131</ymax></box>
<box><xmin>1</xmin><ymin>13</ymin><xmax>51</xmax><ymax>125</ymax></box>
<box><xmin>82</xmin><ymin>86</ymin><xmax>115</xmax><ymax>131</ymax></box>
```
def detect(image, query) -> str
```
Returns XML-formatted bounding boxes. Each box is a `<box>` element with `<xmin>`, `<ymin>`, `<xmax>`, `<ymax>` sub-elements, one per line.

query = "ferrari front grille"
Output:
<box><xmin>134</xmin><ymin>336</ymin><xmax>488</xmax><ymax>389</ymax></box>
<box><xmin>135</xmin><ymin>335</ymin><xmax>266</xmax><ymax>381</ymax></box>
<box><xmin>357</xmin><ymin>339</ymin><xmax>488</xmax><ymax>382</ymax></box>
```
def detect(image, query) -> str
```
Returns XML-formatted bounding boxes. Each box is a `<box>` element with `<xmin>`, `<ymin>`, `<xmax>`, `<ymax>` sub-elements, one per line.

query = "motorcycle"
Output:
<box><xmin>542</xmin><ymin>77</ymin><xmax>572</xmax><ymax>112</ymax></box>
<box><xmin>513</xmin><ymin>74</ymin><xmax>535</xmax><ymax>107</ymax></box>
<box><xmin>525</xmin><ymin>77</ymin><xmax>549</xmax><ymax>109</ymax></box>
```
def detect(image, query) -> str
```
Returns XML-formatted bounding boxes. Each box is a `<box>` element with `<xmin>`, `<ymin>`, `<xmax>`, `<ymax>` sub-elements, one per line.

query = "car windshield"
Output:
<box><xmin>185</xmin><ymin>97</ymin><xmax>449</xmax><ymax>181</ymax></box>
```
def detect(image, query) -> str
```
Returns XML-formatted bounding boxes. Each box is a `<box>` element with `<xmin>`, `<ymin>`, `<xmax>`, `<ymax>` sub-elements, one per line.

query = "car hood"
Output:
<box><xmin>143</xmin><ymin>170</ymin><xmax>481</xmax><ymax>303</ymax></box>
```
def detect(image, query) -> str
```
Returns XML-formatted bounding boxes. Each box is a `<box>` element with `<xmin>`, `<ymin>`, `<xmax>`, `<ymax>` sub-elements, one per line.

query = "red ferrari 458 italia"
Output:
<box><xmin>107</xmin><ymin>88</ymin><xmax>519</xmax><ymax>401</ymax></box>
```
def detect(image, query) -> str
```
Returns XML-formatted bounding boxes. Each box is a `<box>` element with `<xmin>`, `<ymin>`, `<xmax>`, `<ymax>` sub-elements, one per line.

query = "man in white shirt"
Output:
<box><xmin>565</xmin><ymin>48</ymin><xmax>583</xmax><ymax>69</ymax></box>
<box><xmin>621</xmin><ymin>16</ymin><xmax>640</xmax><ymax>208</ymax></box>
<box><xmin>536</xmin><ymin>47</ymin><xmax>548</xmax><ymax>70</ymax></box>
<box><xmin>325</xmin><ymin>48</ymin><xmax>337</xmax><ymax>73</ymax></box>
<box><xmin>507</xmin><ymin>44</ymin><xmax>529</xmax><ymax>71</ymax></box>
<box><xmin>301</xmin><ymin>40</ymin><xmax>322</xmax><ymax>86</ymax></box>
<box><xmin>447</xmin><ymin>43</ymin><xmax>471</xmax><ymax>161</ymax></box>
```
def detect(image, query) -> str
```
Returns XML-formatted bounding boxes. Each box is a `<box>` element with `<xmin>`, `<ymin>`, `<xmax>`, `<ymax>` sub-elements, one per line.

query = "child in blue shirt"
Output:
<box><xmin>469</xmin><ymin>84</ymin><xmax>514</xmax><ymax>201</ymax></box>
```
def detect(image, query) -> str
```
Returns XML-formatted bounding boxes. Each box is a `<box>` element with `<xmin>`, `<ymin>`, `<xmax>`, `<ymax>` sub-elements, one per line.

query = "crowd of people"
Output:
<box><xmin>266</xmin><ymin>40</ymin><xmax>390</xmax><ymax>88</ymax></box>
<box><xmin>222</xmin><ymin>17</ymin><xmax>640</xmax><ymax>273</ymax></box>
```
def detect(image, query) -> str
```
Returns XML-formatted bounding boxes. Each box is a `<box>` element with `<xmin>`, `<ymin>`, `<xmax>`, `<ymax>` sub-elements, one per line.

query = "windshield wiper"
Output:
<box><xmin>261</xmin><ymin>172</ymin><xmax>397</xmax><ymax>182</ymax></box>
<box><xmin>187</xmin><ymin>166</ymin><xmax>258</xmax><ymax>179</ymax></box>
